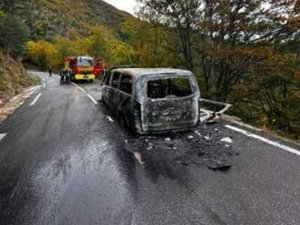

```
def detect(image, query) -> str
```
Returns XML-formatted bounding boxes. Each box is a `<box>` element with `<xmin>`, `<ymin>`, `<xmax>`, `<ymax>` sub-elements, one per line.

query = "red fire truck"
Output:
<box><xmin>65</xmin><ymin>56</ymin><xmax>104</xmax><ymax>82</ymax></box>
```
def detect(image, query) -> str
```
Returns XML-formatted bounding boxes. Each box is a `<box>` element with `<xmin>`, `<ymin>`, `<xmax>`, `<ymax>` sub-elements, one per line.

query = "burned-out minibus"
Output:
<box><xmin>102</xmin><ymin>68</ymin><xmax>200</xmax><ymax>134</ymax></box>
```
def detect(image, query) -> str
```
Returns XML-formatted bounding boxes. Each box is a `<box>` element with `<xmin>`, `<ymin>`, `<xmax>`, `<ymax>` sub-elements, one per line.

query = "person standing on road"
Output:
<box><xmin>60</xmin><ymin>69</ymin><xmax>65</xmax><ymax>84</ymax></box>
<box><xmin>48</xmin><ymin>65</ymin><xmax>52</xmax><ymax>77</ymax></box>
<box><xmin>66</xmin><ymin>69</ymin><xmax>71</xmax><ymax>84</ymax></box>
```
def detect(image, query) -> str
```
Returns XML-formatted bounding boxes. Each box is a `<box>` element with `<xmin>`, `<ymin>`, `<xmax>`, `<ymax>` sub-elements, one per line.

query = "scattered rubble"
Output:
<box><xmin>124</xmin><ymin>123</ymin><xmax>239</xmax><ymax>180</ymax></box>
<box><xmin>188</xmin><ymin>136</ymin><xmax>194</xmax><ymax>139</ymax></box>
<box><xmin>220</xmin><ymin>137</ymin><xmax>233</xmax><ymax>143</ymax></box>
<box><xmin>133</xmin><ymin>152</ymin><xmax>144</xmax><ymax>165</ymax></box>
<box><xmin>106</xmin><ymin>116</ymin><xmax>114</xmax><ymax>123</ymax></box>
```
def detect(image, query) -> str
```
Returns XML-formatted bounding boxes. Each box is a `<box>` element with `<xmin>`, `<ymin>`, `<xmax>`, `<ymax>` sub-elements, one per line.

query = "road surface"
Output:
<box><xmin>0</xmin><ymin>72</ymin><xmax>300</xmax><ymax>225</ymax></box>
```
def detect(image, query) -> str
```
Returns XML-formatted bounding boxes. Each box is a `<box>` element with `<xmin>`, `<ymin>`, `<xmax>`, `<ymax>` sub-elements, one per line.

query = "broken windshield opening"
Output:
<box><xmin>77</xmin><ymin>57</ymin><xmax>93</xmax><ymax>66</ymax></box>
<box><xmin>147</xmin><ymin>76</ymin><xmax>192</xmax><ymax>99</ymax></box>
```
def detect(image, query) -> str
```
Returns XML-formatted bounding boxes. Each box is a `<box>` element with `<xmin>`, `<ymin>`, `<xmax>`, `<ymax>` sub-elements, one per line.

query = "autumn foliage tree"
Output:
<box><xmin>26</xmin><ymin>40</ymin><xmax>58</xmax><ymax>69</ymax></box>
<box><xmin>138</xmin><ymin>0</ymin><xmax>300</xmax><ymax>138</ymax></box>
<box><xmin>122</xmin><ymin>18</ymin><xmax>180</xmax><ymax>67</ymax></box>
<box><xmin>25</xmin><ymin>25</ymin><xmax>137</xmax><ymax>69</ymax></box>
<box><xmin>138</xmin><ymin>0</ymin><xmax>201</xmax><ymax>70</ymax></box>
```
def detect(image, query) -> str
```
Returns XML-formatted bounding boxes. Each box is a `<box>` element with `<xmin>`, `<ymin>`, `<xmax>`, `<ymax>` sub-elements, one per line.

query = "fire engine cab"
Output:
<box><xmin>65</xmin><ymin>56</ymin><xmax>104</xmax><ymax>82</ymax></box>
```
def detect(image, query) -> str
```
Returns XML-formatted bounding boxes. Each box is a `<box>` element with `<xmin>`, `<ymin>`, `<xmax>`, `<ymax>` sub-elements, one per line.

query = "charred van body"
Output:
<box><xmin>102</xmin><ymin>68</ymin><xmax>200</xmax><ymax>135</ymax></box>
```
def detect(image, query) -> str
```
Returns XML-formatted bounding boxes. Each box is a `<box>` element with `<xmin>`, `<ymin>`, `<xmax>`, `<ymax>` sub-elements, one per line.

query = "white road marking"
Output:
<box><xmin>87</xmin><ymin>94</ymin><xmax>98</xmax><ymax>105</ymax></box>
<box><xmin>30</xmin><ymin>93</ymin><xmax>42</xmax><ymax>106</ymax></box>
<box><xmin>225</xmin><ymin>125</ymin><xmax>300</xmax><ymax>156</ymax></box>
<box><xmin>78</xmin><ymin>86</ymin><xmax>87</xmax><ymax>93</ymax></box>
<box><xmin>72</xmin><ymin>83</ymin><xmax>86</xmax><ymax>93</ymax></box>
<box><xmin>72</xmin><ymin>82</ymin><xmax>98</xmax><ymax>105</ymax></box>
<box><xmin>42</xmin><ymin>83</ymin><xmax>46</xmax><ymax>88</ymax></box>
<box><xmin>0</xmin><ymin>133</ymin><xmax>7</xmax><ymax>142</ymax></box>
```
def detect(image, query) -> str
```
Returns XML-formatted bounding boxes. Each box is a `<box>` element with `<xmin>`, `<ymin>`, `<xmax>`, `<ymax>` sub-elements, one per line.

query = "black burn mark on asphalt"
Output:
<box><xmin>120</xmin><ymin>123</ymin><xmax>238</xmax><ymax>183</ymax></box>
<box><xmin>98</xmin><ymin>99</ymin><xmax>238</xmax><ymax>183</ymax></box>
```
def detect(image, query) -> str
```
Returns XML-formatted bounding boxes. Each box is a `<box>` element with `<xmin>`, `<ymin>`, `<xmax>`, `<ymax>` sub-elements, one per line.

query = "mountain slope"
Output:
<box><xmin>0</xmin><ymin>52</ymin><xmax>39</xmax><ymax>102</ymax></box>
<box><xmin>0</xmin><ymin>0</ymin><xmax>134</xmax><ymax>39</ymax></box>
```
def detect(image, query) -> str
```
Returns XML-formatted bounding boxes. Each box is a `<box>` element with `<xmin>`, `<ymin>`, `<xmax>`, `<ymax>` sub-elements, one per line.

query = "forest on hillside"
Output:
<box><xmin>0</xmin><ymin>0</ymin><xmax>300</xmax><ymax>139</ymax></box>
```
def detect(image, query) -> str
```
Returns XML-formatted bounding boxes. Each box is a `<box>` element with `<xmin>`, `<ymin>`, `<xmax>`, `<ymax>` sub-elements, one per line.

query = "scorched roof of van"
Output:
<box><xmin>111</xmin><ymin>68</ymin><xmax>193</xmax><ymax>78</ymax></box>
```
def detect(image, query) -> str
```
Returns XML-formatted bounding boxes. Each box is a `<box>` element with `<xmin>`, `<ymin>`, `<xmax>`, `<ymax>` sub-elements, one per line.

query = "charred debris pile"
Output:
<box><xmin>125</xmin><ymin>123</ymin><xmax>239</xmax><ymax>172</ymax></box>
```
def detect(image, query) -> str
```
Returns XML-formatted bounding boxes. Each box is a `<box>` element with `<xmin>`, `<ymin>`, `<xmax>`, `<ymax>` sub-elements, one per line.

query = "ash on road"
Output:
<box><xmin>125</xmin><ymin>123</ymin><xmax>237</xmax><ymax>181</ymax></box>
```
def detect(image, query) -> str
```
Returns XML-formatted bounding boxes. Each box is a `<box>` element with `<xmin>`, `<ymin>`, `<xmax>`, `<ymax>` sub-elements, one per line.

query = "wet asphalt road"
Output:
<box><xmin>0</xmin><ymin>72</ymin><xmax>300</xmax><ymax>225</ymax></box>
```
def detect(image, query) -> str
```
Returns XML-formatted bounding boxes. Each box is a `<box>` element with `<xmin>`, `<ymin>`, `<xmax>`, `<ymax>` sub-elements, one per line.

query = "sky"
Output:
<box><xmin>103</xmin><ymin>0</ymin><xmax>138</xmax><ymax>15</ymax></box>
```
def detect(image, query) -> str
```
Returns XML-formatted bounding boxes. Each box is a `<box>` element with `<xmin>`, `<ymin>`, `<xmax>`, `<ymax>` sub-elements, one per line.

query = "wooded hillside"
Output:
<box><xmin>0</xmin><ymin>0</ymin><xmax>133</xmax><ymax>39</ymax></box>
<box><xmin>138</xmin><ymin>0</ymin><xmax>300</xmax><ymax>139</ymax></box>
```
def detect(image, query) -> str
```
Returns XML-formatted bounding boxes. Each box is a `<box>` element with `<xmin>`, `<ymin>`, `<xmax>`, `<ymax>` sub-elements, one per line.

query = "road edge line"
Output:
<box><xmin>225</xmin><ymin>124</ymin><xmax>300</xmax><ymax>156</ymax></box>
<box><xmin>87</xmin><ymin>94</ymin><xmax>98</xmax><ymax>105</ymax></box>
<box><xmin>72</xmin><ymin>82</ymin><xmax>98</xmax><ymax>105</ymax></box>
<box><xmin>0</xmin><ymin>133</ymin><xmax>7</xmax><ymax>142</ymax></box>
<box><xmin>72</xmin><ymin>82</ymin><xmax>87</xmax><ymax>93</ymax></box>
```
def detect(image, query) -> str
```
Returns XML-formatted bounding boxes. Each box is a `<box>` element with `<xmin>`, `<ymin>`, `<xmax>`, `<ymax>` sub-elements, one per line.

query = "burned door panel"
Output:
<box><xmin>110</xmin><ymin>72</ymin><xmax>121</xmax><ymax>112</ymax></box>
<box><xmin>102</xmin><ymin>68</ymin><xmax>200</xmax><ymax>135</ymax></box>
<box><xmin>116</xmin><ymin>74</ymin><xmax>133</xmax><ymax>120</ymax></box>
<box><xmin>102</xmin><ymin>72</ymin><xmax>110</xmax><ymax>106</ymax></box>
<box><xmin>133</xmin><ymin>100</ymin><xmax>143</xmax><ymax>133</ymax></box>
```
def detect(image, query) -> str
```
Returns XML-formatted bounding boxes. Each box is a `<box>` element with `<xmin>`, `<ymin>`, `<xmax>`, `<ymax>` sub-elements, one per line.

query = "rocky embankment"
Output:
<box><xmin>0</xmin><ymin>52</ymin><xmax>39</xmax><ymax>121</ymax></box>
